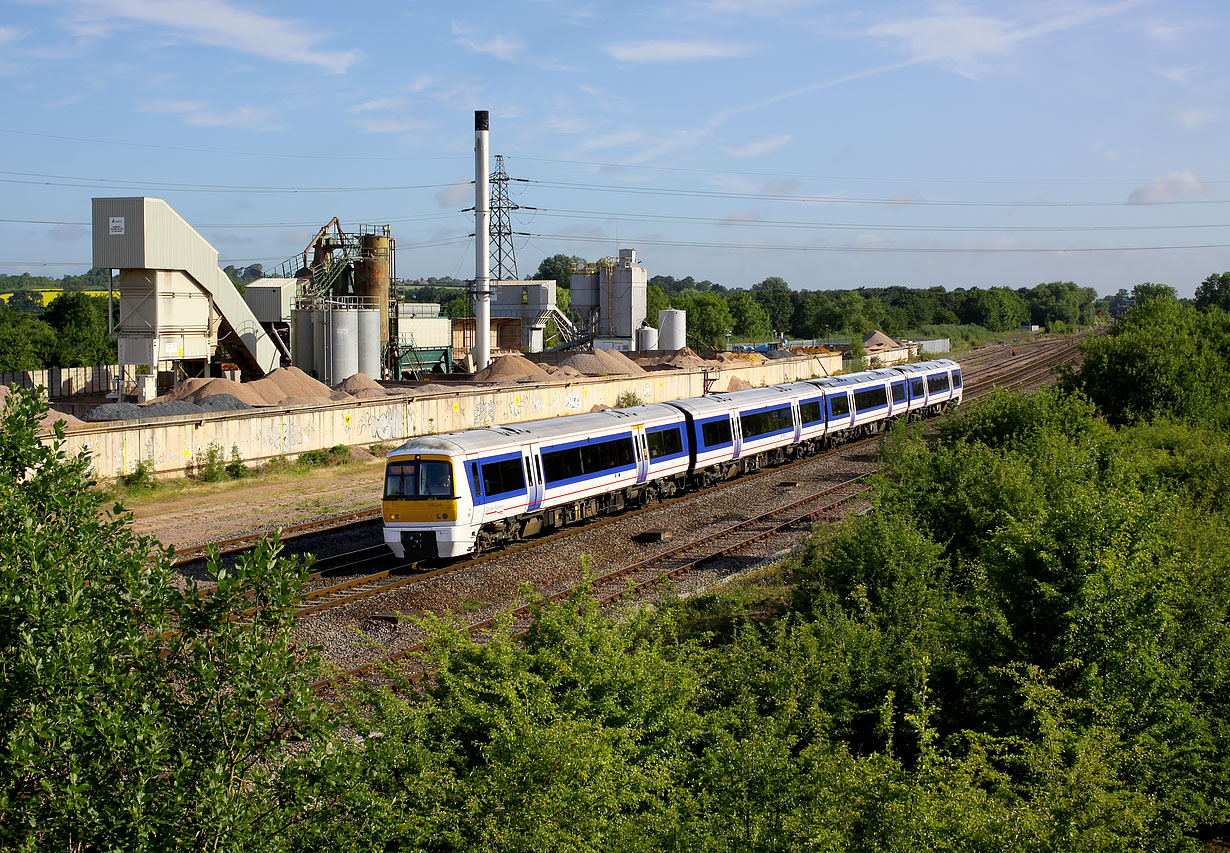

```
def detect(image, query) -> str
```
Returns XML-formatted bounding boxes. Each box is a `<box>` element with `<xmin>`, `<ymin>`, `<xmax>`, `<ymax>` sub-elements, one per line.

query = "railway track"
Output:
<box><xmin>190</xmin><ymin>338</ymin><xmax>1086</xmax><ymax>636</ymax></box>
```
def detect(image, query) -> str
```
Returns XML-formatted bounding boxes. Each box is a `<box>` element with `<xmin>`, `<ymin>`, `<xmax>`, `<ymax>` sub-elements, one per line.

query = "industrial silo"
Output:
<box><xmin>329</xmin><ymin>306</ymin><xmax>359</xmax><ymax>383</ymax></box>
<box><xmin>356</xmin><ymin>307</ymin><xmax>382</xmax><ymax>378</ymax></box>
<box><xmin>291</xmin><ymin>308</ymin><xmax>315</xmax><ymax>373</ymax></box>
<box><xmin>312</xmin><ymin>310</ymin><xmax>328</xmax><ymax>380</ymax></box>
<box><xmin>658</xmin><ymin>309</ymin><xmax>687</xmax><ymax>351</ymax></box>
<box><xmin>354</xmin><ymin>229</ymin><xmax>391</xmax><ymax>346</ymax></box>
<box><xmin>635</xmin><ymin>323</ymin><xmax>659</xmax><ymax>352</ymax></box>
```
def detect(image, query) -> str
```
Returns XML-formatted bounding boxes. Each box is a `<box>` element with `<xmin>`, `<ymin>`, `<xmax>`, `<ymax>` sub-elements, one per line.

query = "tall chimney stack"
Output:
<box><xmin>473</xmin><ymin>110</ymin><xmax>491</xmax><ymax>372</ymax></box>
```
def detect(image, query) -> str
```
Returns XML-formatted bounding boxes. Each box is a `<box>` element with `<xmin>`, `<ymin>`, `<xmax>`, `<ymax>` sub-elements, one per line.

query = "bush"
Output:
<box><xmin>296</xmin><ymin>444</ymin><xmax>352</xmax><ymax>469</ymax></box>
<box><xmin>121</xmin><ymin>458</ymin><xmax>158</xmax><ymax>491</ymax></box>
<box><xmin>614</xmin><ymin>390</ymin><xmax>644</xmax><ymax>408</ymax></box>
<box><xmin>196</xmin><ymin>442</ymin><xmax>227</xmax><ymax>482</ymax></box>
<box><xmin>225</xmin><ymin>445</ymin><xmax>247</xmax><ymax>480</ymax></box>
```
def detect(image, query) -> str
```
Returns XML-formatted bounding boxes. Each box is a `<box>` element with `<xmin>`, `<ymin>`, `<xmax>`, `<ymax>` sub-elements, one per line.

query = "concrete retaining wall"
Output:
<box><xmin>46</xmin><ymin>354</ymin><xmax>841</xmax><ymax>480</ymax></box>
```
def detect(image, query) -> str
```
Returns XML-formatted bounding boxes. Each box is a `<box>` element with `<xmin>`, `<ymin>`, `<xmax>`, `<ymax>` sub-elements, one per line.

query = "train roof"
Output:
<box><xmin>388</xmin><ymin>402</ymin><xmax>684</xmax><ymax>457</ymax></box>
<box><xmin>893</xmin><ymin>358</ymin><xmax>959</xmax><ymax>374</ymax></box>
<box><xmin>667</xmin><ymin>384</ymin><xmax>796</xmax><ymax>416</ymax></box>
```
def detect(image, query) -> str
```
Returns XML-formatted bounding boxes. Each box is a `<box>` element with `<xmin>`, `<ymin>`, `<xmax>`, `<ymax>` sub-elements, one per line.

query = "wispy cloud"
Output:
<box><xmin>348</xmin><ymin>98</ymin><xmax>408</xmax><ymax>114</ymax></box>
<box><xmin>436</xmin><ymin>183</ymin><xmax>473</xmax><ymax>208</ymax></box>
<box><xmin>0</xmin><ymin>25</ymin><xmax>21</xmax><ymax>45</ymax></box>
<box><xmin>451</xmin><ymin>22</ymin><xmax>524</xmax><ymax>60</ymax></box>
<box><xmin>1128</xmin><ymin>171</ymin><xmax>1208</xmax><ymax>204</ymax></box>
<box><xmin>140</xmin><ymin>99</ymin><xmax>275</xmax><ymax>130</ymax></box>
<box><xmin>354</xmin><ymin>116</ymin><xmax>426</xmax><ymax>134</ymax></box>
<box><xmin>578</xmin><ymin>129</ymin><xmax>648</xmax><ymax>151</ymax></box>
<box><xmin>603</xmin><ymin>39</ymin><xmax>752</xmax><ymax>63</ymax></box>
<box><xmin>868</xmin><ymin>2</ymin><xmax>1141</xmax><ymax>78</ymax></box>
<box><xmin>723</xmin><ymin>134</ymin><xmax>792</xmax><ymax>158</ymax></box>
<box><xmin>1141</xmin><ymin>16</ymin><xmax>1190</xmax><ymax>44</ymax></box>
<box><xmin>1169</xmin><ymin>108</ymin><xmax>1216</xmax><ymax>131</ymax></box>
<box><xmin>55</xmin><ymin>0</ymin><xmax>359</xmax><ymax>73</ymax></box>
<box><xmin>1158</xmin><ymin>66</ymin><xmax>1197</xmax><ymax>84</ymax></box>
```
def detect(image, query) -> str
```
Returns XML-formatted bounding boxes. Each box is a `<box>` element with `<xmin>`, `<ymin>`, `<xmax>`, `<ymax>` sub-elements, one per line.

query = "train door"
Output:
<box><xmin>631</xmin><ymin>425</ymin><xmax>650</xmax><ymax>483</ymax></box>
<box><xmin>731</xmin><ymin>413</ymin><xmax>744</xmax><ymax>459</ymax></box>
<box><xmin>791</xmin><ymin>399</ymin><xmax>802</xmax><ymax>443</ymax></box>
<box><xmin>522</xmin><ymin>444</ymin><xmax>544</xmax><ymax>511</ymax></box>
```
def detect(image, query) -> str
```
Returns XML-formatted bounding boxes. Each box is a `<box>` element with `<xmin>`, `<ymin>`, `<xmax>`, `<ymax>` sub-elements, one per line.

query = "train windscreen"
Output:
<box><xmin>384</xmin><ymin>459</ymin><xmax>454</xmax><ymax>499</ymax></box>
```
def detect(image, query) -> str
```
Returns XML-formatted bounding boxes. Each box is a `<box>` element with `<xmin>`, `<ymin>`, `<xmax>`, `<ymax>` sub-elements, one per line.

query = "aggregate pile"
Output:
<box><xmin>592</xmin><ymin>348</ymin><xmax>646</xmax><ymax>375</ymax></box>
<box><xmin>473</xmin><ymin>354</ymin><xmax>552</xmax><ymax>383</ymax></box>
<box><xmin>1</xmin><ymin>383</ymin><xmax>85</xmax><ymax>428</ymax></box>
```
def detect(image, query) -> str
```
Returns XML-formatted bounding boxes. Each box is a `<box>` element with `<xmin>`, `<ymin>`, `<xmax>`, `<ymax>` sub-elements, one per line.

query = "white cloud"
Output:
<box><xmin>140</xmin><ymin>99</ymin><xmax>273</xmax><ymax>129</ymax></box>
<box><xmin>1141</xmin><ymin>17</ymin><xmax>1189</xmax><ymax>44</ymax></box>
<box><xmin>1158</xmin><ymin>66</ymin><xmax>1197</xmax><ymax>84</ymax></box>
<box><xmin>451</xmin><ymin>22</ymin><xmax>524</xmax><ymax>60</ymax></box>
<box><xmin>868</xmin><ymin>2</ymin><xmax>1140</xmax><ymax>78</ymax></box>
<box><xmin>57</xmin><ymin>0</ymin><xmax>359</xmax><ymax>73</ymax></box>
<box><xmin>354</xmin><ymin>116</ymin><xmax>426</xmax><ymax>134</ymax></box>
<box><xmin>436</xmin><ymin>183</ymin><xmax>473</xmax><ymax>208</ymax></box>
<box><xmin>603</xmin><ymin>39</ymin><xmax>752</xmax><ymax>63</ymax></box>
<box><xmin>407</xmin><ymin>74</ymin><xmax>438</xmax><ymax>93</ymax></box>
<box><xmin>1169</xmin><ymin>108</ymin><xmax>1215</xmax><ymax>130</ymax></box>
<box><xmin>1128</xmin><ymin>171</ymin><xmax>1208</xmax><ymax>204</ymax></box>
<box><xmin>348</xmin><ymin>98</ymin><xmax>408</xmax><ymax>114</ymax></box>
<box><xmin>0</xmin><ymin>25</ymin><xmax>21</xmax><ymax>45</ymax></box>
<box><xmin>723</xmin><ymin>134</ymin><xmax>792</xmax><ymax>158</ymax></box>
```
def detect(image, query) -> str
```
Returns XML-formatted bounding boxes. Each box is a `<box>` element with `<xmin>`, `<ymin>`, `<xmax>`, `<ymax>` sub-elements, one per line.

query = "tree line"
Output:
<box><xmin>0</xmin><ymin>291</ymin><xmax>116</xmax><ymax>372</ymax></box>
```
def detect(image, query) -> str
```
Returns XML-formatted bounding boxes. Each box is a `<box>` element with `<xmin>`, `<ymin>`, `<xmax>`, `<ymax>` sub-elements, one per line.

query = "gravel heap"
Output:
<box><xmin>473</xmin><ymin>354</ymin><xmax>547</xmax><ymax>382</ymax></box>
<box><xmin>83</xmin><ymin>402</ymin><xmax>145</xmax><ymax>421</ymax></box>
<box><xmin>333</xmin><ymin>373</ymin><xmax>390</xmax><ymax>397</ymax></box>
<box><xmin>592</xmin><ymin>348</ymin><xmax>646</xmax><ymax>375</ymax></box>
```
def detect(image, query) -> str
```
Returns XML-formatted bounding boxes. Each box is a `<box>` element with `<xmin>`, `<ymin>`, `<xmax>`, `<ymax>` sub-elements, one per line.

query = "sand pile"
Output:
<box><xmin>725</xmin><ymin>376</ymin><xmax>755</xmax><ymax>392</ymax></box>
<box><xmin>250</xmin><ymin>367</ymin><xmax>335</xmax><ymax>405</ymax></box>
<box><xmin>473</xmin><ymin>354</ymin><xmax>544</xmax><ymax>383</ymax></box>
<box><xmin>560</xmin><ymin>352</ymin><xmax>610</xmax><ymax>375</ymax></box>
<box><xmin>662</xmin><ymin>347</ymin><xmax>711</xmax><ymax>370</ymax></box>
<box><xmin>1</xmin><ymin>384</ymin><xmax>84</xmax><ymax>427</ymax></box>
<box><xmin>592</xmin><ymin>348</ymin><xmax>646</xmax><ymax>375</ymax></box>
<box><xmin>333</xmin><ymin>373</ymin><xmax>389</xmax><ymax>397</ymax></box>
<box><xmin>167</xmin><ymin>376</ymin><xmax>269</xmax><ymax>406</ymax></box>
<box><xmin>161</xmin><ymin>366</ymin><xmax>340</xmax><ymax>408</ymax></box>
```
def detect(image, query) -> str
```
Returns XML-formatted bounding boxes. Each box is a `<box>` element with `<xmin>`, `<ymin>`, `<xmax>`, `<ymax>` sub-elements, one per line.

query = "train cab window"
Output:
<box><xmin>927</xmin><ymin>373</ymin><xmax>950</xmax><ymax>393</ymax></box>
<box><xmin>829</xmin><ymin>394</ymin><xmax>850</xmax><ymax>418</ymax></box>
<box><xmin>701</xmin><ymin>418</ymin><xmax>733</xmax><ymax>448</ymax></box>
<box><xmin>911</xmin><ymin>378</ymin><xmax>925</xmax><ymax>398</ymax></box>
<box><xmin>799</xmin><ymin>399</ymin><xmax>823</xmax><ymax>425</ymax></box>
<box><xmin>853</xmin><ymin>386</ymin><xmax>888</xmax><ymax>412</ymax></box>
<box><xmin>952</xmin><ymin>370</ymin><xmax>962</xmax><ymax>388</ymax></box>
<box><xmin>740</xmin><ymin>405</ymin><xmax>792</xmax><ymax>439</ymax></box>
<box><xmin>647</xmin><ymin>426</ymin><xmax>683</xmax><ymax>459</ymax></box>
<box><xmin>384</xmin><ymin>459</ymin><xmax>454</xmax><ymax>500</ymax></box>
<box><xmin>892</xmin><ymin>382</ymin><xmax>906</xmax><ymax>404</ymax></box>
<box><xmin>481</xmin><ymin>457</ymin><xmax>525</xmax><ymax>498</ymax></box>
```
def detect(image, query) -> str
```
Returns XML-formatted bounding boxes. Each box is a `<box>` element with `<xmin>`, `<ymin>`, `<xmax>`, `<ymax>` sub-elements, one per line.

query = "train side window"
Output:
<box><xmin>701</xmin><ymin>418</ymin><xmax>732</xmax><ymax>448</ymax></box>
<box><xmin>853</xmin><ymin>386</ymin><xmax>888</xmax><ymax>412</ymax></box>
<box><xmin>543</xmin><ymin>447</ymin><xmax>582</xmax><ymax>484</ymax></box>
<box><xmin>953</xmin><ymin>370</ymin><xmax>962</xmax><ymax>388</ymax></box>
<box><xmin>740</xmin><ymin>405</ymin><xmax>792</xmax><ymax>438</ymax></box>
<box><xmin>829</xmin><ymin>394</ymin><xmax>850</xmax><ymax>417</ymax></box>
<box><xmin>891</xmin><ymin>382</ymin><xmax>905</xmax><ymax>403</ymax></box>
<box><xmin>911</xmin><ymin>378</ymin><xmax>925</xmax><ymax>397</ymax></box>
<box><xmin>927</xmin><ymin>373</ymin><xmax>950</xmax><ymax>393</ymax></box>
<box><xmin>647</xmin><ymin>426</ymin><xmax>683</xmax><ymax>459</ymax></box>
<box><xmin>471</xmin><ymin>462</ymin><xmax>480</xmax><ymax>495</ymax></box>
<box><xmin>799</xmin><ymin>399</ymin><xmax>823</xmax><ymax>425</ymax></box>
<box><xmin>481</xmin><ymin>457</ymin><xmax>525</xmax><ymax>497</ymax></box>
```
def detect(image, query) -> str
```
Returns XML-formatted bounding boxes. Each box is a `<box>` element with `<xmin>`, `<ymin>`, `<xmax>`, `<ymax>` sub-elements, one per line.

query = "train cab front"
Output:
<box><xmin>382</xmin><ymin>454</ymin><xmax>475</xmax><ymax>560</ymax></box>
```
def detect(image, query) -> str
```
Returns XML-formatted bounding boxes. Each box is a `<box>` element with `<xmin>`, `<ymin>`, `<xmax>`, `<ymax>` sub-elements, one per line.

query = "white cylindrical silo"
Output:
<box><xmin>635</xmin><ymin>324</ymin><xmax>659</xmax><ymax>352</ymax></box>
<box><xmin>658</xmin><ymin>309</ymin><xmax>686</xmax><ymax>351</ymax></box>
<box><xmin>311</xmin><ymin>310</ymin><xmax>327</xmax><ymax>381</ymax></box>
<box><xmin>291</xmin><ymin>309</ymin><xmax>314</xmax><ymax>373</ymax></box>
<box><xmin>357</xmin><ymin>308</ymin><xmax>382</xmax><ymax>378</ymax></box>
<box><xmin>329</xmin><ymin>307</ymin><xmax>359</xmax><ymax>383</ymax></box>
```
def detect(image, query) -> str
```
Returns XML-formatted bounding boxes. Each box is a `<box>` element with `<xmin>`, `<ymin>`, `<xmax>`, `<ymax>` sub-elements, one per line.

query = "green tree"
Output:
<box><xmin>1194</xmin><ymin>272</ymin><xmax>1230</xmax><ymax>313</ymax></box>
<box><xmin>0</xmin><ymin>386</ymin><xmax>333</xmax><ymax>851</ymax></box>
<box><xmin>531</xmin><ymin>254</ymin><xmax>586</xmax><ymax>293</ymax></box>
<box><xmin>725</xmin><ymin>291</ymin><xmax>772</xmax><ymax>339</ymax></box>
<box><xmin>0</xmin><ymin>307</ymin><xmax>55</xmax><ymax>371</ymax></box>
<box><xmin>5</xmin><ymin>290</ymin><xmax>45</xmax><ymax>315</ymax></box>
<box><xmin>645</xmin><ymin>284</ymin><xmax>670</xmax><ymax>329</ymax></box>
<box><xmin>751</xmin><ymin>276</ymin><xmax>795</xmax><ymax>335</ymax></box>
<box><xmin>42</xmin><ymin>291</ymin><xmax>116</xmax><ymax>367</ymax></box>
<box><xmin>670</xmin><ymin>292</ymin><xmax>734</xmax><ymax>349</ymax></box>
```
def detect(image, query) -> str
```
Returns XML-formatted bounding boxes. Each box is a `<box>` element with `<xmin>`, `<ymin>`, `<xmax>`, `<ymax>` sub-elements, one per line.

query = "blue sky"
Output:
<box><xmin>1</xmin><ymin>0</ymin><xmax>1227</xmax><ymax>297</ymax></box>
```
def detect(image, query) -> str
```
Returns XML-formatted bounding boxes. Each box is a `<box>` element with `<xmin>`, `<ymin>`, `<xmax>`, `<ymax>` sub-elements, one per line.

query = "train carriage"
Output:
<box><xmin>384</xmin><ymin>357</ymin><xmax>966</xmax><ymax>561</ymax></box>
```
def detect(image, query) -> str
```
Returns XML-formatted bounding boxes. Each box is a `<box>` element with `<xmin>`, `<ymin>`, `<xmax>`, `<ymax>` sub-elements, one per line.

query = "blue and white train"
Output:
<box><xmin>382</xmin><ymin>358</ymin><xmax>962</xmax><ymax>559</ymax></box>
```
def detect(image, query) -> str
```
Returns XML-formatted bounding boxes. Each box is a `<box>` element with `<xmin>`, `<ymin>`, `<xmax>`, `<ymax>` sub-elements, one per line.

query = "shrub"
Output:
<box><xmin>614</xmin><ymin>391</ymin><xmax>644</xmax><ymax>408</ymax></box>
<box><xmin>225</xmin><ymin>445</ymin><xmax>247</xmax><ymax>480</ymax></box>
<box><xmin>197</xmin><ymin>442</ymin><xmax>227</xmax><ymax>482</ymax></box>
<box><xmin>296</xmin><ymin>444</ymin><xmax>352</xmax><ymax>469</ymax></box>
<box><xmin>121</xmin><ymin>458</ymin><xmax>157</xmax><ymax>491</ymax></box>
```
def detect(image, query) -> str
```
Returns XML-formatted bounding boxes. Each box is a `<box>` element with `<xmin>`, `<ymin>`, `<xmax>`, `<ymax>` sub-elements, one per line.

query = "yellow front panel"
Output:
<box><xmin>384</xmin><ymin>499</ymin><xmax>457</xmax><ymax>524</ymax></box>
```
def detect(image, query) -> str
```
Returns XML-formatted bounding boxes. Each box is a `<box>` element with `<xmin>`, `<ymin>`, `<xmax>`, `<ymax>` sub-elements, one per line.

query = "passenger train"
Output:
<box><xmin>382</xmin><ymin>358</ymin><xmax>962</xmax><ymax>560</ymax></box>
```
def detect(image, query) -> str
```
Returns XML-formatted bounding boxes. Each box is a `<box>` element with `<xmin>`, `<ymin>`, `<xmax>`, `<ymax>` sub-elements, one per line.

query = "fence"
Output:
<box><xmin>0</xmin><ymin>365</ymin><xmax>118</xmax><ymax>398</ymax></box>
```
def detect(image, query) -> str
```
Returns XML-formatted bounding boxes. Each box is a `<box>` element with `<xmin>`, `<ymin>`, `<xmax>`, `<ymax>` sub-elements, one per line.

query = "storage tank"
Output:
<box><xmin>354</xmin><ymin>230</ymin><xmax>391</xmax><ymax>345</ymax></box>
<box><xmin>658</xmin><ymin>309</ymin><xmax>686</xmax><ymax>351</ymax></box>
<box><xmin>356</xmin><ymin>307</ymin><xmax>382</xmax><ymax>378</ymax></box>
<box><xmin>635</xmin><ymin>324</ymin><xmax>658</xmax><ymax>352</ymax></box>
<box><xmin>312</xmin><ymin>309</ymin><xmax>327</xmax><ymax>380</ymax></box>
<box><xmin>291</xmin><ymin>309</ymin><xmax>315</xmax><ymax>373</ymax></box>
<box><xmin>329</xmin><ymin>307</ymin><xmax>359</xmax><ymax>383</ymax></box>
